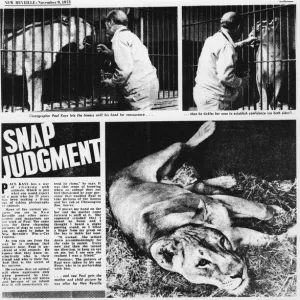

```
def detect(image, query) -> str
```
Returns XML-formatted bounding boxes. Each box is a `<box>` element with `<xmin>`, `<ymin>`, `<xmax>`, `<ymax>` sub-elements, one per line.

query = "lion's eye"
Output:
<box><xmin>196</xmin><ymin>259</ymin><xmax>210</xmax><ymax>267</ymax></box>
<box><xmin>220</xmin><ymin>236</ymin><xmax>226</xmax><ymax>247</ymax></box>
<box><xmin>220</xmin><ymin>236</ymin><xmax>231</xmax><ymax>250</ymax></box>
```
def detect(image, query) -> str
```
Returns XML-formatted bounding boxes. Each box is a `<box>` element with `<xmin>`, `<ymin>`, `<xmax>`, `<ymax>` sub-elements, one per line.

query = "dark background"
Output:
<box><xmin>2</xmin><ymin>122</ymin><xmax>100</xmax><ymax>178</ymax></box>
<box><xmin>106</xmin><ymin>121</ymin><xmax>296</xmax><ymax>185</ymax></box>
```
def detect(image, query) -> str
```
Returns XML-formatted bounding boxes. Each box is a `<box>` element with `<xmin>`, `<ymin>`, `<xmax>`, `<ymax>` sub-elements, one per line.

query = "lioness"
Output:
<box><xmin>3</xmin><ymin>16</ymin><xmax>94</xmax><ymax>111</ymax></box>
<box><xmin>109</xmin><ymin>121</ymin><xmax>295</xmax><ymax>295</ymax></box>
<box><xmin>249</xmin><ymin>18</ymin><xmax>286</xmax><ymax>110</ymax></box>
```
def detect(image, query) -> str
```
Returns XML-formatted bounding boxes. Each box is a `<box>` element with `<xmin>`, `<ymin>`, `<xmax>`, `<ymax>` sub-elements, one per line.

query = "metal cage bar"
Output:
<box><xmin>41</xmin><ymin>9</ymin><xmax>45</xmax><ymax>111</ymax></box>
<box><xmin>11</xmin><ymin>9</ymin><xmax>15</xmax><ymax>111</ymax></box>
<box><xmin>50</xmin><ymin>9</ymin><xmax>54</xmax><ymax>110</ymax></box>
<box><xmin>22</xmin><ymin>9</ymin><xmax>26</xmax><ymax>111</ymax></box>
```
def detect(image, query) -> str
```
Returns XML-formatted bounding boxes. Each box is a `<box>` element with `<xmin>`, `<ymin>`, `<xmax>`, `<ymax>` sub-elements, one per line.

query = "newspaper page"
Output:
<box><xmin>0</xmin><ymin>0</ymin><xmax>297</xmax><ymax>299</ymax></box>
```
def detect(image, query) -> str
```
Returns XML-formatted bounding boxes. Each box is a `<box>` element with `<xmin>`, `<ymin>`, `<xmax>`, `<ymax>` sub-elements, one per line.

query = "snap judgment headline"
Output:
<box><xmin>2</xmin><ymin>123</ymin><xmax>101</xmax><ymax>178</ymax></box>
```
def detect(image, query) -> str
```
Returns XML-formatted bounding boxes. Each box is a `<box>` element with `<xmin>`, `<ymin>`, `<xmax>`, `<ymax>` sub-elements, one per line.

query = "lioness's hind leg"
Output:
<box><xmin>129</xmin><ymin>142</ymin><xmax>185</xmax><ymax>182</ymax></box>
<box><xmin>158</xmin><ymin>122</ymin><xmax>216</xmax><ymax>180</ymax></box>
<box><xmin>129</xmin><ymin>122</ymin><xmax>216</xmax><ymax>182</ymax></box>
<box><xmin>186</xmin><ymin>121</ymin><xmax>216</xmax><ymax>148</ymax></box>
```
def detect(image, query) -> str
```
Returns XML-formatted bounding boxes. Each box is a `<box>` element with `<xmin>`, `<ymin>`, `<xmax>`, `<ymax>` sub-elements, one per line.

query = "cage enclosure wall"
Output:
<box><xmin>182</xmin><ymin>5</ymin><xmax>296</xmax><ymax>110</ymax></box>
<box><xmin>1</xmin><ymin>7</ymin><xmax>178</xmax><ymax>112</ymax></box>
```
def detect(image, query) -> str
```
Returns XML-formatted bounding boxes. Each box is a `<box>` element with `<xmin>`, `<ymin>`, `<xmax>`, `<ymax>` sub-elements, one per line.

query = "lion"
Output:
<box><xmin>3</xmin><ymin>16</ymin><xmax>94</xmax><ymax>111</ymax></box>
<box><xmin>108</xmin><ymin>121</ymin><xmax>296</xmax><ymax>295</ymax></box>
<box><xmin>249</xmin><ymin>18</ymin><xmax>286</xmax><ymax>110</ymax></box>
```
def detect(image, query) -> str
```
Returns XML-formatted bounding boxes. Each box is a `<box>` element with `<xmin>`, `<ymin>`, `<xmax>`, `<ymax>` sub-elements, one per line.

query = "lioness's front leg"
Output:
<box><xmin>232</xmin><ymin>226</ymin><xmax>296</xmax><ymax>248</ymax></box>
<box><xmin>209</xmin><ymin>194</ymin><xmax>285</xmax><ymax>220</ymax></box>
<box><xmin>186</xmin><ymin>176</ymin><xmax>237</xmax><ymax>195</ymax></box>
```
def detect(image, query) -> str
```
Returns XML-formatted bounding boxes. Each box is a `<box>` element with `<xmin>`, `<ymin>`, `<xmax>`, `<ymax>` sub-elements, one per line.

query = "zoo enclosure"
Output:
<box><xmin>182</xmin><ymin>5</ymin><xmax>296</xmax><ymax>110</ymax></box>
<box><xmin>1</xmin><ymin>7</ymin><xmax>178</xmax><ymax>111</ymax></box>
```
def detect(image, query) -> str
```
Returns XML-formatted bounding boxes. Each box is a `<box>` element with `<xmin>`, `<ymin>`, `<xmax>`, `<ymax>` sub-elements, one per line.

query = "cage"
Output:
<box><xmin>1</xmin><ymin>7</ymin><xmax>178</xmax><ymax>112</ymax></box>
<box><xmin>182</xmin><ymin>5</ymin><xmax>296</xmax><ymax>110</ymax></box>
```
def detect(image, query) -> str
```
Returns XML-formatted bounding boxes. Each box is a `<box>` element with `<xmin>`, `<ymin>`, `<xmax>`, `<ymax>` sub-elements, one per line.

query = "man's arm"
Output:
<box><xmin>97</xmin><ymin>44</ymin><xmax>114</xmax><ymax>57</ymax></box>
<box><xmin>235</xmin><ymin>36</ymin><xmax>258</xmax><ymax>49</ymax></box>
<box><xmin>216</xmin><ymin>45</ymin><xmax>242</xmax><ymax>88</ymax></box>
<box><xmin>109</xmin><ymin>37</ymin><xmax>134</xmax><ymax>88</ymax></box>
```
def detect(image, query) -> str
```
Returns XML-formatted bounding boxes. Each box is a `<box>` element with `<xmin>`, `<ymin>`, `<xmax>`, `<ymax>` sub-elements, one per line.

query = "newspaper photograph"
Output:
<box><xmin>183</xmin><ymin>5</ymin><xmax>296</xmax><ymax>111</ymax></box>
<box><xmin>0</xmin><ymin>0</ymin><xmax>298</xmax><ymax>299</ymax></box>
<box><xmin>106</xmin><ymin>120</ymin><xmax>296</xmax><ymax>297</ymax></box>
<box><xmin>1</xmin><ymin>6</ymin><xmax>178</xmax><ymax>112</ymax></box>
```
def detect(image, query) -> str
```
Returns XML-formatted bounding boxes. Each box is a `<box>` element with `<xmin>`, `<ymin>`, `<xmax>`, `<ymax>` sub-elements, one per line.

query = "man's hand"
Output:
<box><xmin>236</xmin><ymin>36</ymin><xmax>259</xmax><ymax>48</ymax></box>
<box><xmin>101</xmin><ymin>78</ymin><xmax>112</xmax><ymax>88</ymax></box>
<box><xmin>244</xmin><ymin>36</ymin><xmax>259</xmax><ymax>46</ymax></box>
<box><xmin>242</xmin><ymin>74</ymin><xmax>250</xmax><ymax>87</ymax></box>
<box><xmin>97</xmin><ymin>44</ymin><xmax>113</xmax><ymax>57</ymax></box>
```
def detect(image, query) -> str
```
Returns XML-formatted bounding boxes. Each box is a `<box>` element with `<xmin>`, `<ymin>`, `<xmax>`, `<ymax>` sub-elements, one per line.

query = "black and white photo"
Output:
<box><xmin>182</xmin><ymin>5</ymin><xmax>296</xmax><ymax>111</ymax></box>
<box><xmin>1</xmin><ymin>7</ymin><xmax>178</xmax><ymax>112</ymax></box>
<box><xmin>106</xmin><ymin>120</ymin><xmax>296</xmax><ymax>297</ymax></box>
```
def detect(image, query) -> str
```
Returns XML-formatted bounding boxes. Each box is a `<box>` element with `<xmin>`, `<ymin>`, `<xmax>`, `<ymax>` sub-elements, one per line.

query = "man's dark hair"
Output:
<box><xmin>220</xmin><ymin>12</ymin><xmax>243</xmax><ymax>29</ymax></box>
<box><xmin>105</xmin><ymin>10</ymin><xmax>128</xmax><ymax>26</ymax></box>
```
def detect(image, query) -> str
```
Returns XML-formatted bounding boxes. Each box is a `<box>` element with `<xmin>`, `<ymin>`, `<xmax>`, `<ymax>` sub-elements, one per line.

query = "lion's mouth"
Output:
<box><xmin>223</xmin><ymin>275</ymin><xmax>249</xmax><ymax>295</ymax></box>
<box><xmin>221</xmin><ymin>268</ymin><xmax>249</xmax><ymax>295</ymax></box>
<box><xmin>232</xmin><ymin>277</ymin><xmax>246</xmax><ymax>289</ymax></box>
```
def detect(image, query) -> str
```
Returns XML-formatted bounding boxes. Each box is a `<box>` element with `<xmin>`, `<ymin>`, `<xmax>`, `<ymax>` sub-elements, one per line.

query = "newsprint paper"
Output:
<box><xmin>0</xmin><ymin>0</ymin><xmax>298</xmax><ymax>299</ymax></box>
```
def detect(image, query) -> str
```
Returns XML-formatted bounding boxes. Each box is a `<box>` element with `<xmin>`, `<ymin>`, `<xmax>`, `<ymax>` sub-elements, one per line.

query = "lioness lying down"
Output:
<box><xmin>109</xmin><ymin>121</ymin><xmax>295</xmax><ymax>295</ymax></box>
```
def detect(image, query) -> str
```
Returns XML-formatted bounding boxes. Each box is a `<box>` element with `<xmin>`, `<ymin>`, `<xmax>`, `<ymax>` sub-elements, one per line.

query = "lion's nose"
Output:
<box><xmin>230</xmin><ymin>268</ymin><xmax>243</xmax><ymax>279</ymax></box>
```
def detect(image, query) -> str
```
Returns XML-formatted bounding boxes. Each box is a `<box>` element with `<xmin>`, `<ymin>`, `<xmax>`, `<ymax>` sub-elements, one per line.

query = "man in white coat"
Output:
<box><xmin>98</xmin><ymin>10</ymin><xmax>159</xmax><ymax>111</ymax></box>
<box><xmin>193</xmin><ymin>12</ymin><xmax>257</xmax><ymax>110</ymax></box>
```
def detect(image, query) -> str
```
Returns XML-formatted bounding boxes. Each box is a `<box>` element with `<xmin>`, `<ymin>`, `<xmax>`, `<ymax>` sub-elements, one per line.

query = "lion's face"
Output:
<box><xmin>151</xmin><ymin>226</ymin><xmax>249</xmax><ymax>295</ymax></box>
<box><xmin>249</xmin><ymin>18</ymin><xmax>279</xmax><ymax>46</ymax></box>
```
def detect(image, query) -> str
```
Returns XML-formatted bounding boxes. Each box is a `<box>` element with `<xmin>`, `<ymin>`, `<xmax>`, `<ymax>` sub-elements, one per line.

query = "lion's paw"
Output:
<box><xmin>187</xmin><ymin>121</ymin><xmax>216</xmax><ymax>148</ymax></box>
<box><xmin>269</xmin><ymin>205</ymin><xmax>286</xmax><ymax>215</ymax></box>
<box><xmin>286</xmin><ymin>225</ymin><xmax>297</xmax><ymax>239</ymax></box>
<box><xmin>216</xmin><ymin>176</ymin><xmax>237</xmax><ymax>189</ymax></box>
<box><xmin>277</xmin><ymin>225</ymin><xmax>297</xmax><ymax>242</ymax></box>
<box><xmin>2</xmin><ymin>105</ymin><xmax>12</xmax><ymax>112</ymax></box>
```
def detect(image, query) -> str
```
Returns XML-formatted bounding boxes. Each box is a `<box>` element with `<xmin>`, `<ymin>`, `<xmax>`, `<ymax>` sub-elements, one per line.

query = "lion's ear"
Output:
<box><xmin>59</xmin><ymin>15</ymin><xmax>70</xmax><ymax>26</ymax></box>
<box><xmin>270</xmin><ymin>18</ymin><xmax>279</xmax><ymax>30</ymax></box>
<box><xmin>150</xmin><ymin>239</ymin><xmax>182</xmax><ymax>272</ymax></box>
